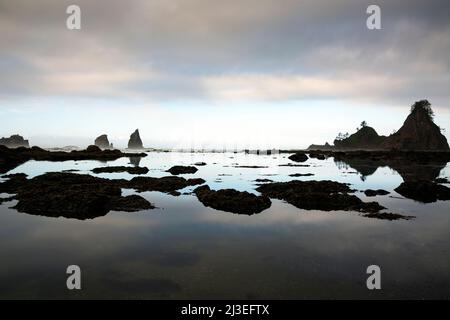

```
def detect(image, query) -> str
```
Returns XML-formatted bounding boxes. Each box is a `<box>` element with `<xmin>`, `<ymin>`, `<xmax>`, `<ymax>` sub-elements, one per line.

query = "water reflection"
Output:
<box><xmin>1</xmin><ymin>152</ymin><xmax>450</xmax><ymax>299</ymax></box>
<box><xmin>335</xmin><ymin>157</ymin><xmax>446</xmax><ymax>182</ymax></box>
<box><xmin>129</xmin><ymin>156</ymin><xmax>142</xmax><ymax>167</ymax></box>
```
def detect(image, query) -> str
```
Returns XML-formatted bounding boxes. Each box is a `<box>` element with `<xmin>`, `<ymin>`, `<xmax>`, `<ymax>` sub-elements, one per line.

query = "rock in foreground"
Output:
<box><xmin>194</xmin><ymin>185</ymin><xmax>271</xmax><ymax>215</ymax></box>
<box><xmin>0</xmin><ymin>172</ymin><xmax>205</xmax><ymax>219</ymax></box>
<box><xmin>1</xmin><ymin>173</ymin><xmax>153</xmax><ymax>219</ymax></box>
<box><xmin>256</xmin><ymin>180</ymin><xmax>385</xmax><ymax>213</ymax></box>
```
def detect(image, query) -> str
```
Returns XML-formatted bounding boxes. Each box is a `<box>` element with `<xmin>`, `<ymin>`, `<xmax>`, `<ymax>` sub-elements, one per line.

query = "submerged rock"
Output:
<box><xmin>94</xmin><ymin>134</ymin><xmax>111</xmax><ymax>149</ymax></box>
<box><xmin>394</xmin><ymin>180</ymin><xmax>450</xmax><ymax>203</ymax></box>
<box><xmin>92</xmin><ymin>166</ymin><xmax>149</xmax><ymax>175</ymax></box>
<box><xmin>128</xmin><ymin>129</ymin><xmax>144</xmax><ymax>149</ymax></box>
<box><xmin>289</xmin><ymin>173</ymin><xmax>314</xmax><ymax>177</ymax></box>
<box><xmin>364</xmin><ymin>189</ymin><xmax>390</xmax><ymax>197</ymax></box>
<box><xmin>363</xmin><ymin>212</ymin><xmax>414</xmax><ymax>221</ymax></box>
<box><xmin>194</xmin><ymin>185</ymin><xmax>271</xmax><ymax>215</ymax></box>
<box><xmin>167</xmin><ymin>166</ymin><xmax>198</xmax><ymax>175</ymax></box>
<box><xmin>256</xmin><ymin>180</ymin><xmax>385</xmax><ymax>213</ymax></box>
<box><xmin>288</xmin><ymin>152</ymin><xmax>308</xmax><ymax>163</ymax></box>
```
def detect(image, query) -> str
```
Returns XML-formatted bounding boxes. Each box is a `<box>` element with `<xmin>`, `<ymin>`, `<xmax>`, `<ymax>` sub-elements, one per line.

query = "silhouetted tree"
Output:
<box><xmin>360</xmin><ymin>121</ymin><xmax>368</xmax><ymax>128</ymax></box>
<box><xmin>410</xmin><ymin>100</ymin><xmax>434</xmax><ymax>120</ymax></box>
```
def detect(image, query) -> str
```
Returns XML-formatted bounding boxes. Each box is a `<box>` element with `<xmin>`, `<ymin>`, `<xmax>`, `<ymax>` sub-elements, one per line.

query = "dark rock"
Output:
<box><xmin>0</xmin><ymin>134</ymin><xmax>29</xmax><ymax>148</ymax></box>
<box><xmin>394</xmin><ymin>180</ymin><xmax>450</xmax><ymax>203</ymax></box>
<box><xmin>334</xmin><ymin>126</ymin><xmax>385</xmax><ymax>150</ymax></box>
<box><xmin>86</xmin><ymin>145</ymin><xmax>102</xmax><ymax>152</ymax></box>
<box><xmin>364</xmin><ymin>189</ymin><xmax>390</xmax><ymax>197</ymax></box>
<box><xmin>254</xmin><ymin>179</ymin><xmax>273</xmax><ymax>183</ymax></box>
<box><xmin>2</xmin><ymin>173</ymin><xmax>153</xmax><ymax>219</ymax></box>
<box><xmin>435</xmin><ymin>178</ymin><xmax>449</xmax><ymax>184</ymax></box>
<box><xmin>0</xmin><ymin>172</ymin><xmax>205</xmax><ymax>219</ymax></box>
<box><xmin>94</xmin><ymin>134</ymin><xmax>111</xmax><ymax>149</ymax></box>
<box><xmin>363</xmin><ymin>212</ymin><xmax>414</xmax><ymax>221</ymax></box>
<box><xmin>92</xmin><ymin>166</ymin><xmax>149</xmax><ymax>175</ymax></box>
<box><xmin>110</xmin><ymin>195</ymin><xmax>155</xmax><ymax>212</ymax></box>
<box><xmin>289</xmin><ymin>173</ymin><xmax>314</xmax><ymax>177</ymax></box>
<box><xmin>126</xmin><ymin>176</ymin><xmax>205</xmax><ymax>192</ymax></box>
<box><xmin>309</xmin><ymin>153</ymin><xmax>326</xmax><ymax>160</ymax></box>
<box><xmin>278</xmin><ymin>163</ymin><xmax>310</xmax><ymax>167</ymax></box>
<box><xmin>382</xmin><ymin>100</ymin><xmax>449</xmax><ymax>150</ymax></box>
<box><xmin>194</xmin><ymin>185</ymin><xmax>271</xmax><ymax>215</ymax></box>
<box><xmin>0</xmin><ymin>145</ymin><xmax>146</xmax><ymax>174</ymax></box>
<box><xmin>194</xmin><ymin>162</ymin><xmax>207</xmax><ymax>166</ymax></box>
<box><xmin>167</xmin><ymin>166</ymin><xmax>198</xmax><ymax>175</ymax></box>
<box><xmin>307</xmin><ymin>142</ymin><xmax>333</xmax><ymax>151</ymax></box>
<box><xmin>256</xmin><ymin>180</ymin><xmax>385</xmax><ymax>213</ymax></box>
<box><xmin>288</xmin><ymin>152</ymin><xmax>308</xmax><ymax>163</ymax></box>
<box><xmin>128</xmin><ymin>129</ymin><xmax>144</xmax><ymax>149</ymax></box>
<box><xmin>232</xmin><ymin>165</ymin><xmax>269</xmax><ymax>169</ymax></box>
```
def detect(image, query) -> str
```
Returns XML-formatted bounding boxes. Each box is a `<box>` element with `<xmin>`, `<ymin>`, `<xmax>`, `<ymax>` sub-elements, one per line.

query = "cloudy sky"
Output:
<box><xmin>1</xmin><ymin>0</ymin><xmax>449</xmax><ymax>149</ymax></box>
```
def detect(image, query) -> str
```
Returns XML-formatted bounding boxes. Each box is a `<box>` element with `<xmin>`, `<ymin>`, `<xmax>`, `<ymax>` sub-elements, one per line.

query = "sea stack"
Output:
<box><xmin>0</xmin><ymin>134</ymin><xmax>30</xmax><ymax>148</ymax></box>
<box><xmin>94</xmin><ymin>134</ymin><xmax>110</xmax><ymax>149</ymax></box>
<box><xmin>128</xmin><ymin>129</ymin><xmax>144</xmax><ymax>149</ymax></box>
<box><xmin>382</xmin><ymin>100</ymin><xmax>449</xmax><ymax>150</ymax></box>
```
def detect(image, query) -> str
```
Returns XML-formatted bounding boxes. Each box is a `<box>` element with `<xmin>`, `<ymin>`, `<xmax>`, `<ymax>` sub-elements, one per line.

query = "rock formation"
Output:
<box><xmin>0</xmin><ymin>134</ymin><xmax>29</xmax><ymax>148</ymax></box>
<box><xmin>381</xmin><ymin>100</ymin><xmax>449</xmax><ymax>150</ymax></box>
<box><xmin>94</xmin><ymin>134</ymin><xmax>110</xmax><ymax>149</ymax></box>
<box><xmin>309</xmin><ymin>100</ymin><xmax>449</xmax><ymax>151</ymax></box>
<box><xmin>128</xmin><ymin>129</ymin><xmax>144</xmax><ymax>149</ymax></box>
<box><xmin>334</xmin><ymin>126</ymin><xmax>385</xmax><ymax>150</ymax></box>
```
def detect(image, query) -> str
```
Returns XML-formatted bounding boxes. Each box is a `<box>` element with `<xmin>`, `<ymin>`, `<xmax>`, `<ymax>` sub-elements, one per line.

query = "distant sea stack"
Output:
<box><xmin>381</xmin><ymin>100</ymin><xmax>449</xmax><ymax>151</ymax></box>
<box><xmin>0</xmin><ymin>134</ymin><xmax>29</xmax><ymax>148</ymax></box>
<box><xmin>94</xmin><ymin>134</ymin><xmax>111</xmax><ymax>149</ymax></box>
<box><xmin>128</xmin><ymin>129</ymin><xmax>144</xmax><ymax>149</ymax></box>
<box><xmin>334</xmin><ymin>126</ymin><xmax>386</xmax><ymax>150</ymax></box>
<box><xmin>309</xmin><ymin>100</ymin><xmax>449</xmax><ymax>151</ymax></box>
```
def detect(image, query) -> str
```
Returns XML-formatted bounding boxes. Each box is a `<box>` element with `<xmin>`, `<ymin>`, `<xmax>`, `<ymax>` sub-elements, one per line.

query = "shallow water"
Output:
<box><xmin>1</xmin><ymin>152</ymin><xmax>450</xmax><ymax>299</ymax></box>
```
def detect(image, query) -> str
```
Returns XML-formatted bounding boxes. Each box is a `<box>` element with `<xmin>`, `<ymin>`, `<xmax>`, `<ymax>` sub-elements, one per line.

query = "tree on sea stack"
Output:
<box><xmin>128</xmin><ymin>129</ymin><xmax>144</xmax><ymax>149</ymax></box>
<box><xmin>410</xmin><ymin>99</ymin><xmax>434</xmax><ymax>120</ymax></box>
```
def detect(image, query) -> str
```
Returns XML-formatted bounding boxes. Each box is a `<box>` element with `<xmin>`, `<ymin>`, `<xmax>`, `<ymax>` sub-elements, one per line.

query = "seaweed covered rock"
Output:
<box><xmin>0</xmin><ymin>172</ymin><xmax>206</xmax><ymax>219</ymax></box>
<box><xmin>3</xmin><ymin>172</ymin><xmax>154</xmax><ymax>219</ymax></box>
<box><xmin>256</xmin><ymin>180</ymin><xmax>385</xmax><ymax>213</ymax></box>
<box><xmin>194</xmin><ymin>185</ymin><xmax>271</xmax><ymax>215</ymax></box>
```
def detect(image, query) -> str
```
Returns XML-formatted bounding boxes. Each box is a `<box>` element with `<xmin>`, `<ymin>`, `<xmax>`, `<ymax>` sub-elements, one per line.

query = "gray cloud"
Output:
<box><xmin>1</xmin><ymin>0</ymin><xmax>450</xmax><ymax>106</ymax></box>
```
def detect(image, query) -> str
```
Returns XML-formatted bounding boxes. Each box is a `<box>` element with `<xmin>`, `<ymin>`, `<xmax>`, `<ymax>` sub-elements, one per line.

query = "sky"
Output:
<box><xmin>1</xmin><ymin>0</ymin><xmax>450</xmax><ymax>149</ymax></box>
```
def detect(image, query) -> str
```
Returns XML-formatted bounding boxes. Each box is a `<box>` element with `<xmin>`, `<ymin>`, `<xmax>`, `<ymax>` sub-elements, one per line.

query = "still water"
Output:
<box><xmin>1</xmin><ymin>152</ymin><xmax>449</xmax><ymax>299</ymax></box>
